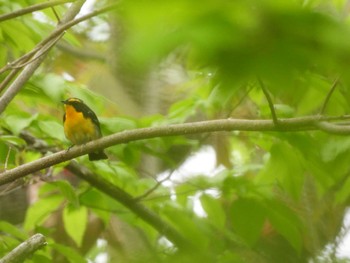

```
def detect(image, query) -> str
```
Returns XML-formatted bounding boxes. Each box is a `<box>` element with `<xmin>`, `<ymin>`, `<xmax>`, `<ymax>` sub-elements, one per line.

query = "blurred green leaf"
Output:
<box><xmin>230</xmin><ymin>198</ymin><xmax>265</xmax><ymax>246</ymax></box>
<box><xmin>265</xmin><ymin>200</ymin><xmax>302</xmax><ymax>254</ymax></box>
<box><xmin>200</xmin><ymin>194</ymin><xmax>225</xmax><ymax>230</ymax></box>
<box><xmin>50</xmin><ymin>180</ymin><xmax>79</xmax><ymax>207</ymax></box>
<box><xmin>0</xmin><ymin>135</ymin><xmax>26</xmax><ymax>147</ymax></box>
<box><xmin>50</xmin><ymin>243</ymin><xmax>87</xmax><ymax>263</ymax></box>
<box><xmin>258</xmin><ymin>142</ymin><xmax>304</xmax><ymax>200</ymax></box>
<box><xmin>0</xmin><ymin>221</ymin><xmax>28</xmax><ymax>240</ymax></box>
<box><xmin>24</xmin><ymin>195</ymin><xmax>64</xmax><ymax>231</ymax></box>
<box><xmin>63</xmin><ymin>204</ymin><xmax>88</xmax><ymax>247</ymax></box>
<box><xmin>3</xmin><ymin>113</ymin><xmax>38</xmax><ymax>135</ymax></box>
<box><xmin>162</xmin><ymin>204</ymin><xmax>209</xmax><ymax>250</ymax></box>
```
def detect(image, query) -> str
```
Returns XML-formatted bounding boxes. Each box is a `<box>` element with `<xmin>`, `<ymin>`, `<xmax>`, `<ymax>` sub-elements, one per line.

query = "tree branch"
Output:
<box><xmin>0</xmin><ymin>0</ymin><xmax>87</xmax><ymax>114</ymax></box>
<box><xmin>66</xmin><ymin>162</ymin><xmax>194</xmax><ymax>251</ymax></box>
<box><xmin>1</xmin><ymin>115</ymin><xmax>350</xmax><ymax>186</ymax></box>
<box><xmin>0</xmin><ymin>234</ymin><xmax>46</xmax><ymax>263</ymax></box>
<box><xmin>0</xmin><ymin>0</ymin><xmax>74</xmax><ymax>22</ymax></box>
<box><xmin>0</xmin><ymin>3</ymin><xmax>119</xmax><ymax>110</ymax></box>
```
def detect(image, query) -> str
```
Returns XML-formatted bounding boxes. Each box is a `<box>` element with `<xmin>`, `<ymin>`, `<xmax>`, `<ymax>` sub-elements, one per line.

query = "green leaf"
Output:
<box><xmin>37</xmin><ymin>120</ymin><xmax>65</xmax><ymax>141</ymax></box>
<box><xmin>162</xmin><ymin>204</ymin><xmax>209</xmax><ymax>250</ymax></box>
<box><xmin>24</xmin><ymin>195</ymin><xmax>64</xmax><ymax>231</ymax></box>
<box><xmin>200</xmin><ymin>194</ymin><xmax>225</xmax><ymax>230</ymax></box>
<box><xmin>322</xmin><ymin>137</ymin><xmax>350</xmax><ymax>162</ymax></box>
<box><xmin>335</xmin><ymin>175</ymin><xmax>350</xmax><ymax>204</ymax></box>
<box><xmin>37</xmin><ymin>73</ymin><xmax>67</xmax><ymax>101</ymax></box>
<box><xmin>258</xmin><ymin>142</ymin><xmax>304</xmax><ymax>200</ymax></box>
<box><xmin>50</xmin><ymin>243</ymin><xmax>87</xmax><ymax>263</ymax></box>
<box><xmin>62</xmin><ymin>204</ymin><xmax>88</xmax><ymax>247</ymax></box>
<box><xmin>0</xmin><ymin>221</ymin><xmax>28</xmax><ymax>240</ymax></box>
<box><xmin>50</xmin><ymin>180</ymin><xmax>79</xmax><ymax>207</ymax></box>
<box><xmin>0</xmin><ymin>135</ymin><xmax>26</xmax><ymax>147</ymax></box>
<box><xmin>29</xmin><ymin>253</ymin><xmax>52</xmax><ymax>263</ymax></box>
<box><xmin>3</xmin><ymin>113</ymin><xmax>38</xmax><ymax>135</ymax></box>
<box><xmin>230</xmin><ymin>198</ymin><xmax>265</xmax><ymax>246</ymax></box>
<box><xmin>265</xmin><ymin>200</ymin><xmax>302</xmax><ymax>254</ymax></box>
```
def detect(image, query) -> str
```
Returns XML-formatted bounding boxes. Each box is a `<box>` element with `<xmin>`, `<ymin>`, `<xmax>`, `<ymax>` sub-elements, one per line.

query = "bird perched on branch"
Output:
<box><xmin>62</xmin><ymin>97</ymin><xmax>108</xmax><ymax>161</ymax></box>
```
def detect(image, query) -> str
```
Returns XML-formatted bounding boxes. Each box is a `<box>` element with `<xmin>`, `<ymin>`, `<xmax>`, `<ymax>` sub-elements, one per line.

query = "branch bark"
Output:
<box><xmin>1</xmin><ymin>115</ymin><xmax>350</xmax><ymax>186</ymax></box>
<box><xmin>0</xmin><ymin>234</ymin><xmax>46</xmax><ymax>263</ymax></box>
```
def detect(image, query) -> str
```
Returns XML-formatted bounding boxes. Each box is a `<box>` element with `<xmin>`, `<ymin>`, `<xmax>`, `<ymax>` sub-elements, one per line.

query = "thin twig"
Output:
<box><xmin>320</xmin><ymin>76</ymin><xmax>340</xmax><ymax>115</ymax></box>
<box><xmin>51</xmin><ymin>6</ymin><xmax>61</xmax><ymax>24</ymax></box>
<box><xmin>134</xmin><ymin>171</ymin><xmax>174</xmax><ymax>201</ymax></box>
<box><xmin>0</xmin><ymin>0</ymin><xmax>74</xmax><ymax>22</ymax></box>
<box><xmin>258</xmin><ymin>78</ymin><xmax>278</xmax><ymax>125</ymax></box>
<box><xmin>228</xmin><ymin>84</ymin><xmax>254</xmax><ymax>117</ymax></box>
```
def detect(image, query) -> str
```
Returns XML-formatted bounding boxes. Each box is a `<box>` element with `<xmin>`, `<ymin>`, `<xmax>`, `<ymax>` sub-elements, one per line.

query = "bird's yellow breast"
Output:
<box><xmin>63</xmin><ymin>105</ymin><xmax>99</xmax><ymax>145</ymax></box>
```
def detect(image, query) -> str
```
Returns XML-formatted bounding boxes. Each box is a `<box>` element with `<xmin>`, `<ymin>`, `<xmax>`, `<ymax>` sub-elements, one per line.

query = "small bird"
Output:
<box><xmin>62</xmin><ymin>97</ymin><xmax>108</xmax><ymax>161</ymax></box>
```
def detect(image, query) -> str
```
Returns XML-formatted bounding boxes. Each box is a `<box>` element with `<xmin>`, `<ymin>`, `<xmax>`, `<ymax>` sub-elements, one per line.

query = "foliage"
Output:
<box><xmin>1</xmin><ymin>0</ymin><xmax>350</xmax><ymax>262</ymax></box>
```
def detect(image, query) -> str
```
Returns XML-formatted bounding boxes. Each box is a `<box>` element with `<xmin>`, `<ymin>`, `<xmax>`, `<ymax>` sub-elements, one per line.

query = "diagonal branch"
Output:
<box><xmin>66</xmin><ymin>161</ymin><xmax>195</xmax><ymax>251</ymax></box>
<box><xmin>0</xmin><ymin>0</ymin><xmax>74</xmax><ymax>22</ymax></box>
<box><xmin>1</xmin><ymin>115</ymin><xmax>350</xmax><ymax>186</ymax></box>
<box><xmin>0</xmin><ymin>0</ymin><xmax>87</xmax><ymax>114</ymax></box>
<box><xmin>0</xmin><ymin>3</ymin><xmax>119</xmax><ymax>110</ymax></box>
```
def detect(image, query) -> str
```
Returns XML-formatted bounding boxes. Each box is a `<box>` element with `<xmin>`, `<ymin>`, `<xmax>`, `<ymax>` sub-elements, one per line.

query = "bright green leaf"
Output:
<box><xmin>62</xmin><ymin>204</ymin><xmax>88</xmax><ymax>247</ymax></box>
<box><xmin>3</xmin><ymin>113</ymin><xmax>38</xmax><ymax>135</ymax></box>
<box><xmin>0</xmin><ymin>221</ymin><xmax>27</xmax><ymax>240</ymax></box>
<box><xmin>24</xmin><ymin>195</ymin><xmax>64</xmax><ymax>231</ymax></box>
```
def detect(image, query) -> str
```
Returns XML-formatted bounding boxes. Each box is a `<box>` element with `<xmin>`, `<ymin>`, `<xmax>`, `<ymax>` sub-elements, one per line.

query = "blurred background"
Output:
<box><xmin>2</xmin><ymin>0</ymin><xmax>350</xmax><ymax>262</ymax></box>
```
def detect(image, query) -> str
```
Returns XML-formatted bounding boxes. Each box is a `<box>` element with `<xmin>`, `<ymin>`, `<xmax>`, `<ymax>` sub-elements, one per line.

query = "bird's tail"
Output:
<box><xmin>88</xmin><ymin>150</ymin><xmax>108</xmax><ymax>161</ymax></box>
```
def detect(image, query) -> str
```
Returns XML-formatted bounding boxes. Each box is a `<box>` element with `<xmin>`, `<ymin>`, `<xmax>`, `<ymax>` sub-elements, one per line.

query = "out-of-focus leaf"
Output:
<box><xmin>50</xmin><ymin>243</ymin><xmax>87</xmax><ymax>263</ymax></box>
<box><xmin>0</xmin><ymin>135</ymin><xmax>26</xmax><ymax>147</ymax></box>
<box><xmin>322</xmin><ymin>137</ymin><xmax>350</xmax><ymax>162</ymax></box>
<box><xmin>37</xmin><ymin>73</ymin><xmax>67</xmax><ymax>101</ymax></box>
<box><xmin>230</xmin><ymin>198</ymin><xmax>265</xmax><ymax>246</ymax></box>
<box><xmin>162</xmin><ymin>204</ymin><xmax>209</xmax><ymax>250</ymax></box>
<box><xmin>37</xmin><ymin>120</ymin><xmax>65</xmax><ymax>141</ymax></box>
<box><xmin>257</xmin><ymin>142</ymin><xmax>304</xmax><ymax>200</ymax></box>
<box><xmin>200</xmin><ymin>194</ymin><xmax>225</xmax><ymax>230</ymax></box>
<box><xmin>63</xmin><ymin>204</ymin><xmax>88</xmax><ymax>247</ymax></box>
<box><xmin>50</xmin><ymin>180</ymin><xmax>79</xmax><ymax>207</ymax></box>
<box><xmin>3</xmin><ymin>113</ymin><xmax>38</xmax><ymax>135</ymax></box>
<box><xmin>265</xmin><ymin>200</ymin><xmax>302</xmax><ymax>254</ymax></box>
<box><xmin>0</xmin><ymin>221</ymin><xmax>27</xmax><ymax>240</ymax></box>
<box><xmin>24</xmin><ymin>195</ymin><xmax>64</xmax><ymax>231</ymax></box>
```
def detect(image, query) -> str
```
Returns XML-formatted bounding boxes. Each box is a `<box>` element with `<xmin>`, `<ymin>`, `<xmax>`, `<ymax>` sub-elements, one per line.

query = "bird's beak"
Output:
<box><xmin>61</xmin><ymin>100</ymin><xmax>67</xmax><ymax>104</ymax></box>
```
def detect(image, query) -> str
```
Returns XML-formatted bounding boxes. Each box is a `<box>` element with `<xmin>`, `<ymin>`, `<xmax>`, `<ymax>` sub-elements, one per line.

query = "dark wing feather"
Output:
<box><xmin>73</xmin><ymin>102</ymin><xmax>102</xmax><ymax>135</ymax></box>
